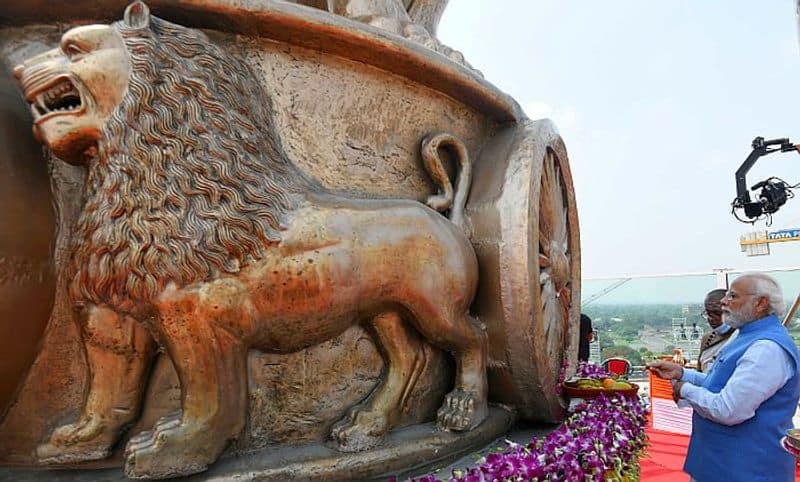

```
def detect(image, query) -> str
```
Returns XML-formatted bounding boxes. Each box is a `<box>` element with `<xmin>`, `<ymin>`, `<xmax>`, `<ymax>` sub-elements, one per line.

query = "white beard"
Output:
<box><xmin>722</xmin><ymin>305</ymin><xmax>756</xmax><ymax>329</ymax></box>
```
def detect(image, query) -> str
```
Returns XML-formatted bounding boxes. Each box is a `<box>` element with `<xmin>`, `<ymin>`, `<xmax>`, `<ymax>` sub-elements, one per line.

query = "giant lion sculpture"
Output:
<box><xmin>13</xmin><ymin>2</ymin><xmax>487</xmax><ymax>479</ymax></box>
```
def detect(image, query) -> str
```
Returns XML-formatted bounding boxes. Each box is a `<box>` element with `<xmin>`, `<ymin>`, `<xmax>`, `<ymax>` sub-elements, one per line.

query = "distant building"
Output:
<box><xmin>589</xmin><ymin>332</ymin><xmax>601</xmax><ymax>364</ymax></box>
<box><xmin>671</xmin><ymin>317</ymin><xmax>702</xmax><ymax>363</ymax></box>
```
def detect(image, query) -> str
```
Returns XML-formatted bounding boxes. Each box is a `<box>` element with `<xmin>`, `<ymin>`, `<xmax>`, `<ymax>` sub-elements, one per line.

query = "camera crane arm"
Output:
<box><xmin>732</xmin><ymin>136</ymin><xmax>798</xmax><ymax>221</ymax></box>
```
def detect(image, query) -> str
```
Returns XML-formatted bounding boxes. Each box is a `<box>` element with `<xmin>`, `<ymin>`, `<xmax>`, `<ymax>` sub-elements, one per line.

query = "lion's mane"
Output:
<box><xmin>69</xmin><ymin>16</ymin><xmax>318</xmax><ymax>307</ymax></box>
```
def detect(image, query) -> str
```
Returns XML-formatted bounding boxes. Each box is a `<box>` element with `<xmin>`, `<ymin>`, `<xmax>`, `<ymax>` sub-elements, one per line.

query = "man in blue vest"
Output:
<box><xmin>648</xmin><ymin>273</ymin><xmax>800</xmax><ymax>482</ymax></box>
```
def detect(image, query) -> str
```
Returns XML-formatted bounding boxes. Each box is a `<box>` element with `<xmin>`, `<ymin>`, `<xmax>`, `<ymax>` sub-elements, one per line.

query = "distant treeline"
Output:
<box><xmin>582</xmin><ymin>304</ymin><xmax>800</xmax><ymax>365</ymax></box>
<box><xmin>581</xmin><ymin>304</ymin><xmax>702</xmax><ymax>365</ymax></box>
<box><xmin>583</xmin><ymin>304</ymin><xmax>703</xmax><ymax>332</ymax></box>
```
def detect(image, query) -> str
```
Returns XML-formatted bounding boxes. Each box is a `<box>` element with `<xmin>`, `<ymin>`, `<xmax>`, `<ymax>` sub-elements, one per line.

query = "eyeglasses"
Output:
<box><xmin>722</xmin><ymin>291</ymin><xmax>757</xmax><ymax>301</ymax></box>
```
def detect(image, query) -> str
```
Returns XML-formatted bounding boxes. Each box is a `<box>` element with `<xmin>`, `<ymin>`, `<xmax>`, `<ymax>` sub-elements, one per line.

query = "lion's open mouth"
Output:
<box><xmin>29</xmin><ymin>77</ymin><xmax>84</xmax><ymax>121</ymax></box>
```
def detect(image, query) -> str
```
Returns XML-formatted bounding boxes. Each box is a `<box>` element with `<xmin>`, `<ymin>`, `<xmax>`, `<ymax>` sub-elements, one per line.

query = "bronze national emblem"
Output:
<box><xmin>12</xmin><ymin>2</ymin><xmax>488</xmax><ymax>478</ymax></box>
<box><xmin>0</xmin><ymin>0</ymin><xmax>580</xmax><ymax>480</ymax></box>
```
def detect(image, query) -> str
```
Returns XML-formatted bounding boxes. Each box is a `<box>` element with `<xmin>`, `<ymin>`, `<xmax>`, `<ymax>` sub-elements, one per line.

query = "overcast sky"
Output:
<box><xmin>438</xmin><ymin>0</ymin><xmax>800</xmax><ymax>279</ymax></box>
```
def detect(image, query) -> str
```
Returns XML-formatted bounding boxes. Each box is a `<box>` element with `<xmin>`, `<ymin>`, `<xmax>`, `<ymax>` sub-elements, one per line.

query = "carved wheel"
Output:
<box><xmin>530</xmin><ymin>144</ymin><xmax>581</xmax><ymax>420</ymax></box>
<box><xmin>468</xmin><ymin>119</ymin><xmax>580</xmax><ymax>423</ymax></box>
<box><xmin>538</xmin><ymin>147</ymin><xmax>573</xmax><ymax>376</ymax></box>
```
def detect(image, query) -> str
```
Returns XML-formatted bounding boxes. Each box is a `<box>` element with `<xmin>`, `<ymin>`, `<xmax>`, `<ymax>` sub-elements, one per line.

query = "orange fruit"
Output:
<box><xmin>602</xmin><ymin>378</ymin><xmax>615</xmax><ymax>389</ymax></box>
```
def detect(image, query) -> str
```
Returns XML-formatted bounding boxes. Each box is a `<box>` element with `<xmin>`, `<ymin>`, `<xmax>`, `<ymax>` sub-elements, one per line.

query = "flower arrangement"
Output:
<box><xmin>407</xmin><ymin>362</ymin><xmax>648</xmax><ymax>482</ymax></box>
<box><xmin>575</xmin><ymin>360</ymin><xmax>612</xmax><ymax>380</ymax></box>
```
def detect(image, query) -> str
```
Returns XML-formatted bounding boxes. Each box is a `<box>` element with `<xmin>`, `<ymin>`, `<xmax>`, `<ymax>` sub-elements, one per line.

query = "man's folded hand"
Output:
<box><xmin>646</xmin><ymin>360</ymin><xmax>684</xmax><ymax>380</ymax></box>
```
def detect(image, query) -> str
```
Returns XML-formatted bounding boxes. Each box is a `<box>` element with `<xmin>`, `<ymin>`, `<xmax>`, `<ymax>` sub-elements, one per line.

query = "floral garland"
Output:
<box><xmin>574</xmin><ymin>360</ymin><xmax>611</xmax><ymax>380</ymax></box>
<box><xmin>407</xmin><ymin>362</ymin><xmax>648</xmax><ymax>482</ymax></box>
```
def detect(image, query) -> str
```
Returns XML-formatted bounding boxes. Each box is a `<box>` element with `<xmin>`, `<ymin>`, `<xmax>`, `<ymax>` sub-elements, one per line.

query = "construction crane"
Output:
<box><xmin>581</xmin><ymin>278</ymin><xmax>631</xmax><ymax>307</ymax></box>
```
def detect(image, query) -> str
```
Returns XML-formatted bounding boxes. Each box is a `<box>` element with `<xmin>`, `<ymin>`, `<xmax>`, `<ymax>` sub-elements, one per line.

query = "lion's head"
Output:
<box><xmin>14</xmin><ymin>20</ymin><xmax>130</xmax><ymax>163</ymax></box>
<box><xmin>15</xmin><ymin>2</ymin><xmax>317</xmax><ymax>308</ymax></box>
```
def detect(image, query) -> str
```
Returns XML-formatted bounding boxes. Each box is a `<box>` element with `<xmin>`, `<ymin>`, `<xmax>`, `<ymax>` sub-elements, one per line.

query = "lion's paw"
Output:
<box><xmin>126</xmin><ymin>411</ymin><xmax>181</xmax><ymax>450</ymax></box>
<box><xmin>330</xmin><ymin>408</ymin><xmax>389</xmax><ymax>453</ymax></box>
<box><xmin>124</xmin><ymin>414</ymin><xmax>214</xmax><ymax>479</ymax></box>
<box><xmin>436</xmin><ymin>389</ymin><xmax>488</xmax><ymax>432</ymax></box>
<box><xmin>36</xmin><ymin>415</ymin><xmax>116</xmax><ymax>464</ymax></box>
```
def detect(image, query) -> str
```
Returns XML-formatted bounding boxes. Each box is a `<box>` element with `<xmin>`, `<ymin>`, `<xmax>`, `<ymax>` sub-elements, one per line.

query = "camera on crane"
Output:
<box><xmin>748</xmin><ymin>178</ymin><xmax>789</xmax><ymax>217</ymax></box>
<box><xmin>731</xmin><ymin>137</ymin><xmax>797</xmax><ymax>223</ymax></box>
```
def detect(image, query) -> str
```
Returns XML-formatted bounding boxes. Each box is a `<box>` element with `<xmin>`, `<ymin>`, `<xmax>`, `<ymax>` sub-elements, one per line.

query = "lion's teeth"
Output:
<box><xmin>31</xmin><ymin>79</ymin><xmax>81</xmax><ymax>115</ymax></box>
<box><xmin>35</xmin><ymin>93</ymin><xmax>47</xmax><ymax>113</ymax></box>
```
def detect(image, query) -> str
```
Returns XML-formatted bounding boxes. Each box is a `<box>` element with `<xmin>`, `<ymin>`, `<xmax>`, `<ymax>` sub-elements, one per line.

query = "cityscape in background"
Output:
<box><xmin>581</xmin><ymin>268</ymin><xmax>800</xmax><ymax>367</ymax></box>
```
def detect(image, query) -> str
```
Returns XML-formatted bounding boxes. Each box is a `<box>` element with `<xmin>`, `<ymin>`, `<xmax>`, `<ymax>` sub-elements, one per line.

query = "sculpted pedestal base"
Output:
<box><xmin>0</xmin><ymin>407</ymin><xmax>513</xmax><ymax>481</ymax></box>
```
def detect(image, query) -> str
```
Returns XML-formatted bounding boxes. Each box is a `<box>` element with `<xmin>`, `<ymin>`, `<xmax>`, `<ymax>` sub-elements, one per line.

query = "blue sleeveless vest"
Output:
<box><xmin>683</xmin><ymin>315</ymin><xmax>800</xmax><ymax>482</ymax></box>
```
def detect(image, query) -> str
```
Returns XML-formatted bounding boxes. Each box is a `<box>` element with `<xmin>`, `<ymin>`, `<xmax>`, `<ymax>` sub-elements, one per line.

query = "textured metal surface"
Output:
<box><xmin>468</xmin><ymin>119</ymin><xmax>581</xmax><ymax>422</ymax></box>
<box><xmin>0</xmin><ymin>13</ymin><xmax>497</xmax><ymax>464</ymax></box>
<box><xmin>0</xmin><ymin>0</ymin><xmax>580</xmax><ymax>478</ymax></box>
<box><xmin>2</xmin><ymin>5</ymin><xmax>489</xmax><ymax>478</ymax></box>
<box><xmin>0</xmin><ymin>406</ymin><xmax>514</xmax><ymax>482</ymax></box>
<box><xmin>0</xmin><ymin>65</ymin><xmax>55</xmax><ymax>417</ymax></box>
<box><xmin>0</xmin><ymin>0</ymin><xmax>520</xmax><ymax>123</ymax></box>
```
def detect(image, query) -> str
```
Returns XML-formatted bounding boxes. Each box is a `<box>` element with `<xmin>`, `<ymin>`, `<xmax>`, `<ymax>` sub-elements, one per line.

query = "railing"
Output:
<box><xmin>581</xmin><ymin>267</ymin><xmax>800</xmax><ymax>369</ymax></box>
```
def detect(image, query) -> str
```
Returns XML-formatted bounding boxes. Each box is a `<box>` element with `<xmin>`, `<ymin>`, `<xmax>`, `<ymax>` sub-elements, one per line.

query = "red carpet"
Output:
<box><xmin>639</xmin><ymin>427</ymin><xmax>690</xmax><ymax>481</ymax></box>
<box><xmin>640</xmin><ymin>425</ymin><xmax>800</xmax><ymax>481</ymax></box>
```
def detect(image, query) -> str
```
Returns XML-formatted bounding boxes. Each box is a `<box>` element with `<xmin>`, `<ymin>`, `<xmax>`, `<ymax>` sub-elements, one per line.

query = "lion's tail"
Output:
<box><xmin>420</xmin><ymin>132</ymin><xmax>471</xmax><ymax>230</ymax></box>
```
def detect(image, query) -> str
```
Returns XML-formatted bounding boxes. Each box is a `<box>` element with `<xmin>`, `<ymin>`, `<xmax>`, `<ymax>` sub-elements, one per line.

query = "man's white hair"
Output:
<box><xmin>740</xmin><ymin>272</ymin><xmax>786</xmax><ymax>318</ymax></box>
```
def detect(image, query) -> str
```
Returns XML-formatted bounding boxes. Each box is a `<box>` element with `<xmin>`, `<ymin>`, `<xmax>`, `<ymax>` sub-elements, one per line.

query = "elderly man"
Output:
<box><xmin>648</xmin><ymin>273</ymin><xmax>799</xmax><ymax>482</ymax></box>
<box><xmin>697</xmin><ymin>288</ymin><xmax>737</xmax><ymax>372</ymax></box>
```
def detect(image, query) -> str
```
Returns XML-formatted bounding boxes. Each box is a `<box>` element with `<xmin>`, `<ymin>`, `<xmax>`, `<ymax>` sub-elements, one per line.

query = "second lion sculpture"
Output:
<box><xmin>13</xmin><ymin>2</ymin><xmax>488</xmax><ymax>479</ymax></box>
